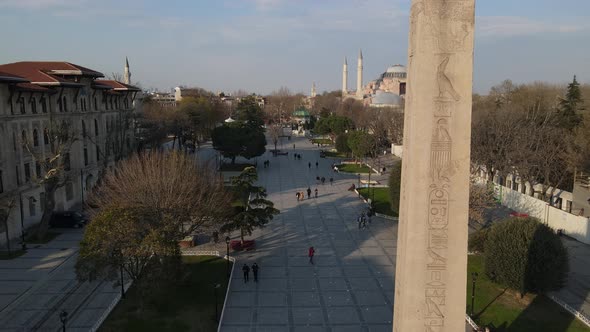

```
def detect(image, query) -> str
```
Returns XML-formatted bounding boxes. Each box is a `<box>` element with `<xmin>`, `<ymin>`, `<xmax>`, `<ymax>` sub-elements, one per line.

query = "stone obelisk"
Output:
<box><xmin>393</xmin><ymin>1</ymin><xmax>475</xmax><ymax>332</ymax></box>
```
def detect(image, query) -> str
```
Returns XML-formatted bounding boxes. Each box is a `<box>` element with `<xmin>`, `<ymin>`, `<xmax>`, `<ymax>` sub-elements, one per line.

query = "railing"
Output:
<box><xmin>548</xmin><ymin>294</ymin><xmax>590</xmax><ymax>328</ymax></box>
<box><xmin>90</xmin><ymin>250</ymin><xmax>236</xmax><ymax>332</ymax></box>
<box><xmin>465</xmin><ymin>314</ymin><xmax>480</xmax><ymax>331</ymax></box>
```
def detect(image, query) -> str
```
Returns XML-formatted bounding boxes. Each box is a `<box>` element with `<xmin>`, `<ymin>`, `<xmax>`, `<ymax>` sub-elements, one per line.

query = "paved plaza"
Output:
<box><xmin>220</xmin><ymin>137</ymin><xmax>397</xmax><ymax>331</ymax></box>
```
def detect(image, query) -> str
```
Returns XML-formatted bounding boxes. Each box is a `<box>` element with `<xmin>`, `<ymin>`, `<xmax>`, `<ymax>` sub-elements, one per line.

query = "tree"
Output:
<box><xmin>0</xmin><ymin>195</ymin><xmax>17</xmax><ymax>255</ymax></box>
<box><xmin>484</xmin><ymin>217</ymin><xmax>568</xmax><ymax>296</ymax></box>
<box><xmin>235</xmin><ymin>96</ymin><xmax>265</xmax><ymax>131</ymax></box>
<box><xmin>23</xmin><ymin>121</ymin><xmax>77</xmax><ymax>239</ymax></box>
<box><xmin>267</xmin><ymin>123</ymin><xmax>282</xmax><ymax>151</ymax></box>
<box><xmin>211</xmin><ymin>124</ymin><xmax>266</xmax><ymax>164</ymax></box>
<box><xmin>221</xmin><ymin>167</ymin><xmax>279</xmax><ymax>243</ymax></box>
<box><xmin>347</xmin><ymin>130</ymin><xmax>375</xmax><ymax>161</ymax></box>
<box><xmin>558</xmin><ymin>75</ymin><xmax>584</xmax><ymax>130</ymax></box>
<box><xmin>313</xmin><ymin>115</ymin><xmax>354</xmax><ymax>139</ymax></box>
<box><xmin>335</xmin><ymin>134</ymin><xmax>351</xmax><ymax>155</ymax></box>
<box><xmin>388</xmin><ymin>161</ymin><xmax>402</xmax><ymax>216</ymax></box>
<box><xmin>88</xmin><ymin>151</ymin><xmax>232</xmax><ymax>238</ymax></box>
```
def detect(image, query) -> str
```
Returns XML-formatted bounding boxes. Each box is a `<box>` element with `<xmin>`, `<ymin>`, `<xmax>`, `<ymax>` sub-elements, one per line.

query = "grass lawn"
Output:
<box><xmin>100</xmin><ymin>256</ymin><xmax>232</xmax><ymax>332</ymax></box>
<box><xmin>323</xmin><ymin>151</ymin><xmax>348</xmax><ymax>158</ymax></box>
<box><xmin>311</xmin><ymin>138</ymin><xmax>333</xmax><ymax>145</ymax></box>
<box><xmin>0</xmin><ymin>250</ymin><xmax>27</xmax><ymax>260</ymax></box>
<box><xmin>357</xmin><ymin>187</ymin><xmax>398</xmax><ymax>217</ymax></box>
<box><xmin>336</xmin><ymin>163</ymin><xmax>374</xmax><ymax>174</ymax></box>
<box><xmin>467</xmin><ymin>254</ymin><xmax>589</xmax><ymax>332</ymax></box>
<box><xmin>220</xmin><ymin>163</ymin><xmax>255</xmax><ymax>172</ymax></box>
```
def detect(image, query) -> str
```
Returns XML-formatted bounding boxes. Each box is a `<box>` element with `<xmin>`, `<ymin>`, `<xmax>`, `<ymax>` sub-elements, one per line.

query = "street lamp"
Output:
<box><xmin>471</xmin><ymin>272</ymin><xmax>478</xmax><ymax>316</ymax></box>
<box><xmin>213</xmin><ymin>283</ymin><xmax>221</xmax><ymax>322</ymax></box>
<box><xmin>59</xmin><ymin>310</ymin><xmax>68</xmax><ymax>332</ymax></box>
<box><xmin>225</xmin><ymin>236</ymin><xmax>231</xmax><ymax>278</ymax></box>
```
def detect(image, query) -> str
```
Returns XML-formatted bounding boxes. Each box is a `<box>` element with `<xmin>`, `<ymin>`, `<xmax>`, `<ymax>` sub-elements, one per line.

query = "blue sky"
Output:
<box><xmin>1</xmin><ymin>0</ymin><xmax>589</xmax><ymax>95</ymax></box>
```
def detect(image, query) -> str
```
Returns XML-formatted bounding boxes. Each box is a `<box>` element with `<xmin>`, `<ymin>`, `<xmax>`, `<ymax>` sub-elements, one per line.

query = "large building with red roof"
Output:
<box><xmin>0</xmin><ymin>61</ymin><xmax>140</xmax><ymax>246</ymax></box>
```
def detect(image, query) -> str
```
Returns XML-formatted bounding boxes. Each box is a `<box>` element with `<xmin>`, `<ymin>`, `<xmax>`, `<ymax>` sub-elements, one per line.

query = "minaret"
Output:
<box><xmin>356</xmin><ymin>49</ymin><xmax>363</xmax><ymax>98</ymax></box>
<box><xmin>342</xmin><ymin>57</ymin><xmax>348</xmax><ymax>96</ymax></box>
<box><xmin>311</xmin><ymin>82</ymin><xmax>317</xmax><ymax>98</ymax></box>
<box><xmin>124</xmin><ymin>57</ymin><xmax>131</xmax><ymax>84</ymax></box>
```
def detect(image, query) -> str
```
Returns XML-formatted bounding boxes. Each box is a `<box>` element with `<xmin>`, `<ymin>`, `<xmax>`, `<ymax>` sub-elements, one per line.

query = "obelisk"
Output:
<box><xmin>393</xmin><ymin>1</ymin><xmax>475</xmax><ymax>332</ymax></box>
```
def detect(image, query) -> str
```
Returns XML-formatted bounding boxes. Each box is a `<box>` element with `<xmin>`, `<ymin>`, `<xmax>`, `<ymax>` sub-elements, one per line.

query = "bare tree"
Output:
<box><xmin>0</xmin><ymin>194</ymin><xmax>17</xmax><ymax>255</ymax></box>
<box><xmin>23</xmin><ymin>121</ymin><xmax>77</xmax><ymax>239</ymax></box>
<box><xmin>88</xmin><ymin>151</ymin><xmax>233</xmax><ymax>237</ymax></box>
<box><xmin>268</xmin><ymin>123</ymin><xmax>282</xmax><ymax>151</ymax></box>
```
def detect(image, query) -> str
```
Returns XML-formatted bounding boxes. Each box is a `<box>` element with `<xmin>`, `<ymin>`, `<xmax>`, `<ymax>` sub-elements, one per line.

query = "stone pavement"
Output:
<box><xmin>0</xmin><ymin>229</ymin><xmax>128</xmax><ymax>331</ymax></box>
<box><xmin>220</xmin><ymin>137</ymin><xmax>398</xmax><ymax>331</ymax></box>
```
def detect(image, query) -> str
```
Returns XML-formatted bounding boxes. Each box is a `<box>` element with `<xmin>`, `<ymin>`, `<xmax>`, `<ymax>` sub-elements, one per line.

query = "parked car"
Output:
<box><xmin>49</xmin><ymin>211</ymin><xmax>87</xmax><ymax>228</ymax></box>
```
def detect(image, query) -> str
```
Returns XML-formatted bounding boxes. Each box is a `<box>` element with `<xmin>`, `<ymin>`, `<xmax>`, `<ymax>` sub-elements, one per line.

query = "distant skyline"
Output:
<box><xmin>1</xmin><ymin>0</ymin><xmax>589</xmax><ymax>95</ymax></box>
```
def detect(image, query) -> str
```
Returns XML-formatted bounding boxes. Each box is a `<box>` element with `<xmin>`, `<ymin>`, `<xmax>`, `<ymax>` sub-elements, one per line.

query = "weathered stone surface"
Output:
<box><xmin>393</xmin><ymin>1</ymin><xmax>476</xmax><ymax>331</ymax></box>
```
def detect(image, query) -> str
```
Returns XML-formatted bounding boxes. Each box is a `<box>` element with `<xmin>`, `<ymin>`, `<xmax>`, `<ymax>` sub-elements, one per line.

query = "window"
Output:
<box><xmin>94</xmin><ymin>97</ymin><xmax>98</xmax><ymax>110</ymax></box>
<box><xmin>81</xmin><ymin>120</ymin><xmax>86</xmax><ymax>138</ymax></box>
<box><xmin>40</xmin><ymin>98</ymin><xmax>47</xmax><ymax>113</ymax></box>
<box><xmin>96</xmin><ymin>146</ymin><xmax>101</xmax><ymax>161</ymax></box>
<box><xmin>105</xmin><ymin>97</ymin><xmax>109</xmax><ymax>110</ymax></box>
<box><xmin>13</xmin><ymin>132</ymin><xmax>17</xmax><ymax>151</ymax></box>
<box><xmin>33</xmin><ymin>129</ymin><xmax>39</xmax><ymax>147</ymax></box>
<box><xmin>28</xmin><ymin>198</ymin><xmax>36</xmax><ymax>217</ymax></box>
<box><xmin>24</xmin><ymin>163</ymin><xmax>31</xmax><ymax>182</ymax></box>
<box><xmin>19</xmin><ymin>97</ymin><xmax>25</xmax><ymax>114</ymax></box>
<box><xmin>30</xmin><ymin>97</ymin><xmax>37</xmax><ymax>114</ymax></box>
<box><xmin>65</xmin><ymin>182</ymin><xmax>74</xmax><ymax>201</ymax></box>
<box><xmin>21</xmin><ymin>130</ymin><xmax>27</xmax><ymax>146</ymax></box>
<box><xmin>63</xmin><ymin>96</ymin><xmax>68</xmax><ymax>112</ymax></box>
<box><xmin>43</xmin><ymin>128</ymin><xmax>49</xmax><ymax>145</ymax></box>
<box><xmin>64</xmin><ymin>153</ymin><xmax>71</xmax><ymax>171</ymax></box>
<box><xmin>124</xmin><ymin>99</ymin><xmax>129</xmax><ymax>109</ymax></box>
<box><xmin>0</xmin><ymin>170</ymin><xmax>3</xmax><ymax>193</ymax></box>
<box><xmin>58</xmin><ymin>98</ymin><xmax>62</xmax><ymax>112</ymax></box>
<box><xmin>35</xmin><ymin>162</ymin><xmax>41</xmax><ymax>178</ymax></box>
<box><xmin>84</xmin><ymin>148</ymin><xmax>88</xmax><ymax>166</ymax></box>
<box><xmin>15</xmin><ymin>166</ymin><xmax>20</xmax><ymax>186</ymax></box>
<box><xmin>94</xmin><ymin>119</ymin><xmax>99</xmax><ymax>136</ymax></box>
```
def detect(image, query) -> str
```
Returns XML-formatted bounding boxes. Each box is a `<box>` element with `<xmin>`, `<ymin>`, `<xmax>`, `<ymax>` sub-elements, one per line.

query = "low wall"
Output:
<box><xmin>495</xmin><ymin>184</ymin><xmax>590</xmax><ymax>245</ymax></box>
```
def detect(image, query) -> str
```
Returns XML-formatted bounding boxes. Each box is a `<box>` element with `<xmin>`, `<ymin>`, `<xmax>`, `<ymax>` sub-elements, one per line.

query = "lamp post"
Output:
<box><xmin>120</xmin><ymin>263</ymin><xmax>125</xmax><ymax>299</ymax></box>
<box><xmin>471</xmin><ymin>272</ymin><xmax>478</xmax><ymax>316</ymax></box>
<box><xmin>225</xmin><ymin>236</ymin><xmax>231</xmax><ymax>278</ymax></box>
<box><xmin>59</xmin><ymin>310</ymin><xmax>68</xmax><ymax>332</ymax></box>
<box><xmin>213</xmin><ymin>283</ymin><xmax>221</xmax><ymax>322</ymax></box>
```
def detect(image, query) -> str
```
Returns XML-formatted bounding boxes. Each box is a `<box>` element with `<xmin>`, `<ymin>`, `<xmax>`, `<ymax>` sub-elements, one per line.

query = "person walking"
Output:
<box><xmin>308</xmin><ymin>162</ymin><xmax>311</xmax><ymax>169</ymax></box>
<box><xmin>296</xmin><ymin>192</ymin><xmax>301</xmax><ymax>202</ymax></box>
<box><xmin>307</xmin><ymin>187</ymin><xmax>312</xmax><ymax>199</ymax></box>
<box><xmin>242</xmin><ymin>264</ymin><xmax>250</xmax><ymax>283</ymax></box>
<box><xmin>315</xmin><ymin>161</ymin><xmax>319</xmax><ymax>168</ymax></box>
<box><xmin>293</xmin><ymin>144</ymin><xmax>296</xmax><ymax>150</ymax></box>
<box><xmin>314</xmin><ymin>188</ymin><xmax>318</xmax><ymax>198</ymax></box>
<box><xmin>308</xmin><ymin>246</ymin><xmax>315</xmax><ymax>264</ymax></box>
<box><xmin>329</xmin><ymin>177</ymin><xmax>334</xmax><ymax>185</ymax></box>
<box><xmin>321</xmin><ymin>177</ymin><xmax>325</xmax><ymax>185</ymax></box>
<box><xmin>252</xmin><ymin>263</ymin><xmax>259</xmax><ymax>282</ymax></box>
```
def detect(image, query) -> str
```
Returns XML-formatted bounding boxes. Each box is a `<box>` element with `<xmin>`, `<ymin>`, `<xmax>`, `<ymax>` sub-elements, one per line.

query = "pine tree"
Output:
<box><xmin>558</xmin><ymin>75</ymin><xmax>584</xmax><ymax>130</ymax></box>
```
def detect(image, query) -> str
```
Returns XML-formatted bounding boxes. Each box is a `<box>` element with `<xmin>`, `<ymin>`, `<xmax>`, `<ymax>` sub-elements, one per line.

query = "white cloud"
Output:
<box><xmin>0</xmin><ymin>0</ymin><xmax>86</xmax><ymax>9</ymax></box>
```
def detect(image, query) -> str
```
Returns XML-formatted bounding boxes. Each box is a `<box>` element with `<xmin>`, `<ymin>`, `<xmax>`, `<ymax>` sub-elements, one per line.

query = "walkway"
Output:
<box><xmin>220</xmin><ymin>137</ymin><xmax>397</xmax><ymax>331</ymax></box>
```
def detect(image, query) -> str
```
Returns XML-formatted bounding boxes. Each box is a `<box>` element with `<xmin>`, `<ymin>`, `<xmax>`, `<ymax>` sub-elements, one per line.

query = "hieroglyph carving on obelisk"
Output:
<box><xmin>393</xmin><ymin>1</ymin><xmax>475</xmax><ymax>332</ymax></box>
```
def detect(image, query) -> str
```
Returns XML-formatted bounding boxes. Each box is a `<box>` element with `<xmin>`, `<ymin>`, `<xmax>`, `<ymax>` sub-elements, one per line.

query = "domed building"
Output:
<box><xmin>364</xmin><ymin>64</ymin><xmax>407</xmax><ymax>108</ymax></box>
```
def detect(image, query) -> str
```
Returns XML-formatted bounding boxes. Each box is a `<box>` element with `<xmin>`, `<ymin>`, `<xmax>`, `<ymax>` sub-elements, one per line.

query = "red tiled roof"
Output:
<box><xmin>0</xmin><ymin>61</ymin><xmax>100</xmax><ymax>86</ymax></box>
<box><xmin>0</xmin><ymin>71</ymin><xmax>29</xmax><ymax>83</ymax></box>
<box><xmin>95</xmin><ymin>80</ymin><xmax>141</xmax><ymax>91</ymax></box>
<box><xmin>15</xmin><ymin>82</ymin><xmax>56</xmax><ymax>93</ymax></box>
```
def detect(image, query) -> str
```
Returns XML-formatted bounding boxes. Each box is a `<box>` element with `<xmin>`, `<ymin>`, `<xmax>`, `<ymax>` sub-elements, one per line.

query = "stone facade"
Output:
<box><xmin>0</xmin><ymin>62</ymin><xmax>139</xmax><ymax>247</ymax></box>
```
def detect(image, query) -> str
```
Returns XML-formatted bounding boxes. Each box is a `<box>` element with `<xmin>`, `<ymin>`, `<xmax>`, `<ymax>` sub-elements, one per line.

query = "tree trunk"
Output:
<box><xmin>37</xmin><ymin>186</ymin><xmax>56</xmax><ymax>240</ymax></box>
<box><xmin>3</xmin><ymin>220</ymin><xmax>10</xmax><ymax>256</ymax></box>
<box><xmin>240</xmin><ymin>228</ymin><xmax>245</xmax><ymax>245</ymax></box>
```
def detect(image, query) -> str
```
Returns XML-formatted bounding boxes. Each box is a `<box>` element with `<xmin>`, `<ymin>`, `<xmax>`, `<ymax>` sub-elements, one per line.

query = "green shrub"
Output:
<box><xmin>388</xmin><ymin>161</ymin><xmax>402</xmax><ymax>215</ymax></box>
<box><xmin>468</xmin><ymin>227</ymin><xmax>489</xmax><ymax>253</ymax></box>
<box><xmin>335</xmin><ymin>134</ymin><xmax>350</xmax><ymax>154</ymax></box>
<box><xmin>484</xmin><ymin>217</ymin><xmax>568</xmax><ymax>296</ymax></box>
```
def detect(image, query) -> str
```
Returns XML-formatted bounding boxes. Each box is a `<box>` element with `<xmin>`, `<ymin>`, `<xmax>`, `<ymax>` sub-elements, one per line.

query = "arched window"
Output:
<box><xmin>43</xmin><ymin>128</ymin><xmax>49</xmax><ymax>145</ymax></box>
<box><xmin>94</xmin><ymin>119</ymin><xmax>99</xmax><ymax>136</ymax></box>
<box><xmin>94</xmin><ymin>97</ymin><xmax>98</xmax><ymax>110</ymax></box>
<box><xmin>19</xmin><ymin>97</ymin><xmax>25</xmax><ymax>114</ymax></box>
<box><xmin>30</xmin><ymin>97</ymin><xmax>37</xmax><ymax>114</ymax></box>
<box><xmin>13</xmin><ymin>132</ymin><xmax>17</xmax><ymax>151</ymax></box>
<box><xmin>33</xmin><ymin>129</ymin><xmax>39</xmax><ymax>147</ymax></box>
<box><xmin>63</xmin><ymin>96</ymin><xmax>68</xmax><ymax>112</ymax></box>
<box><xmin>81</xmin><ymin>120</ymin><xmax>86</xmax><ymax>138</ymax></box>
<box><xmin>40</xmin><ymin>98</ymin><xmax>47</xmax><ymax>113</ymax></box>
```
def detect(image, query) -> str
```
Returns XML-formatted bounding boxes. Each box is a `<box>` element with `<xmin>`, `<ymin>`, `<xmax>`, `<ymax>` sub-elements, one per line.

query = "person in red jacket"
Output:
<box><xmin>308</xmin><ymin>246</ymin><xmax>315</xmax><ymax>264</ymax></box>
